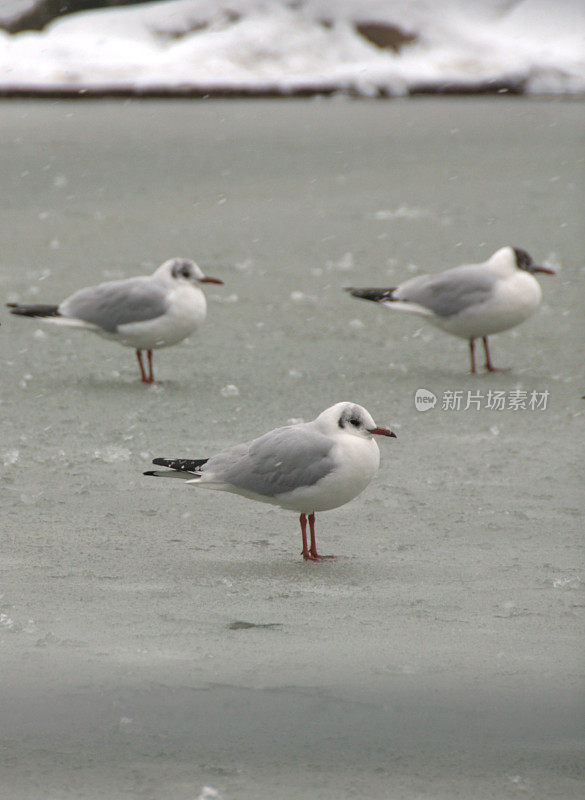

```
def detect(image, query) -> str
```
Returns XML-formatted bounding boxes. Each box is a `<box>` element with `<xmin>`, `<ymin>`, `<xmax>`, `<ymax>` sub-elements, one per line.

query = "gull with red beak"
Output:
<box><xmin>346</xmin><ymin>246</ymin><xmax>555</xmax><ymax>373</ymax></box>
<box><xmin>8</xmin><ymin>258</ymin><xmax>223</xmax><ymax>383</ymax></box>
<box><xmin>145</xmin><ymin>402</ymin><xmax>396</xmax><ymax>561</ymax></box>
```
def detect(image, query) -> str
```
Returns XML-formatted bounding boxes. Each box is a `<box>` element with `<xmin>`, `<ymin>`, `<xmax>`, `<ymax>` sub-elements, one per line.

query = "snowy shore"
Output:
<box><xmin>0</xmin><ymin>0</ymin><xmax>584</xmax><ymax>97</ymax></box>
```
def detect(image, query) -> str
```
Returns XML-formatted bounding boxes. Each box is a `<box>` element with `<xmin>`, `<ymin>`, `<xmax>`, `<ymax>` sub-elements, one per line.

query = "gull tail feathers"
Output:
<box><xmin>344</xmin><ymin>287</ymin><xmax>396</xmax><ymax>303</ymax></box>
<box><xmin>345</xmin><ymin>287</ymin><xmax>433</xmax><ymax>318</ymax></box>
<box><xmin>7</xmin><ymin>303</ymin><xmax>60</xmax><ymax>318</ymax></box>
<box><xmin>144</xmin><ymin>457</ymin><xmax>208</xmax><ymax>479</ymax></box>
<box><xmin>144</xmin><ymin>470</ymin><xmax>196</xmax><ymax>479</ymax></box>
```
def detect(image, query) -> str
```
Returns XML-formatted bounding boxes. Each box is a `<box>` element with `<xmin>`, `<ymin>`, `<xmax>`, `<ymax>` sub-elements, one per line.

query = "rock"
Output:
<box><xmin>354</xmin><ymin>21</ymin><xmax>417</xmax><ymax>52</ymax></box>
<box><xmin>318</xmin><ymin>18</ymin><xmax>417</xmax><ymax>53</ymax></box>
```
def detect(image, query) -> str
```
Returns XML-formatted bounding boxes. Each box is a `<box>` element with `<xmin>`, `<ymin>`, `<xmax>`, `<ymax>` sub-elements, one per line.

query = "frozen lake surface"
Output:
<box><xmin>0</xmin><ymin>98</ymin><xmax>584</xmax><ymax>799</ymax></box>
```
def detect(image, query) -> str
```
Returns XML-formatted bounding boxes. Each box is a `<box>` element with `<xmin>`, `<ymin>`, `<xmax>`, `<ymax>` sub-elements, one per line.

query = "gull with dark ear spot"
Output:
<box><xmin>346</xmin><ymin>246</ymin><xmax>554</xmax><ymax>373</ymax></box>
<box><xmin>144</xmin><ymin>402</ymin><xmax>396</xmax><ymax>561</ymax></box>
<box><xmin>7</xmin><ymin>258</ymin><xmax>223</xmax><ymax>383</ymax></box>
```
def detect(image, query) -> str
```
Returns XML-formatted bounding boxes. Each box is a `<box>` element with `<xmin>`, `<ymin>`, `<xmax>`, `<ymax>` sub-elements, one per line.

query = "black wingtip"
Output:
<box><xmin>7</xmin><ymin>303</ymin><xmax>61</xmax><ymax>317</ymax></box>
<box><xmin>345</xmin><ymin>287</ymin><xmax>396</xmax><ymax>302</ymax></box>
<box><xmin>143</xmin><ymin>471</ymin><xmax>158</xmax><ymax>476</ymax></box>
<box><xmin>151</xmin><ymin>457</ymin><xmax>209</xmax><ymax>472</ymax></box>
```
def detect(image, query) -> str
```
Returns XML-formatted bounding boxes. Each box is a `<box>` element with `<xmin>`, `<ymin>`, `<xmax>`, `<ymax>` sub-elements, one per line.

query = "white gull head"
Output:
<box><xmin>154</xmin><ymin>257</ymin><xmax>224</xmax><ymax>286</ymax></box>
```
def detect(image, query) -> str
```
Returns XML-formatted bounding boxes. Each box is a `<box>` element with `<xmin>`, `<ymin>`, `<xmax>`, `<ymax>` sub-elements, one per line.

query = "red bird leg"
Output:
<box><xmin>299</xmin><ymin>513</ymin><xmax>311</xmax><ymax>560</ymax></box>
<box><xmin>308</xmin><ymin>512</ymin><xmax>335</xmax><ymax>560</ymax></box>
<box><xmin>483</xmin><ymin>337</ymin><xmax>509</xmax><ymax>373</ymax></box>
<box><xmin>136</xmin><ymin>349</ymin><xmax>149</xmax><ymax>383</ymax></box>
<box><xmin>483</xmin><ymin>337</ymin><xmax>495</xmax><ymax>372</ymax></box>
<box><xmin>469</xmin><ymin>339</ymin><xmax>476</xmax><ymax>374</ymax></box>
<box><xmin>147</xmin><ymin>349</ymin><xmax>154</xmax><ymax>383</ymax></box>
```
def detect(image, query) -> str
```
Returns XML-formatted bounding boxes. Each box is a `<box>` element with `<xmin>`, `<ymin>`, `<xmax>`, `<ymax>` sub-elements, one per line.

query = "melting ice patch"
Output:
<box><xmin>552</xmin><ymin>576</ymin><xmax>581</xmax><ymax>590</ymax></box>
<box><xmin>373</xmin><ymin>205</ymin><xmax>433</xmax><ymax>220</ymax></box>
<box><xmin>290</xmin><ymin>290</ymin><xmax>317</xmax><ymax>302</ymax></box>
<box><xmin>2</xmin><ymin>449</ymin><xmax>19</xmax><ymax>466</ymax></box>
<box><xmin>0</xmin><ymin>0</ymin><xmax>583</xmax><ymax>95</ymax></box>
<box><xmin>94</xmin><ymin>445</ymin><xmax>132</xmax><ymax>463</ymax></box>
<box><xmin>0</xmin><ymin>612</ymin><xmax>17</xmax><ymax>630</ymax></box>
<box><xmin>195</xmin><ymin>787</ymin><xmax>222</xmax><ymax>800</ymax></box>
<box><xmin>325</xmin><ymin>252</ymin><xmax>354</xmax><ymax>272</ymax></box>
<box><xmin>213</xmin><ymin>293</ymin><xmax>239</xmax><ymax>304</ymax></box>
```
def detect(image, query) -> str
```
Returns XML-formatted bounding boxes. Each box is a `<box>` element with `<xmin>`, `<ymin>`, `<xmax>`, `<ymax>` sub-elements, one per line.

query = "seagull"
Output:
<box><xmin>144</xmin><ymin>402</ymin><xmax>396</xmax><ymax>561</ymax></box>
<box><xmin>346</xmin><ymin>246</ymin><xmax>554</xmax><ymax>373</ymax></box>
<box><xmin>7</xmin><ymin>258</ymin><xmax>223</xmax><ymax>383</ymax></box>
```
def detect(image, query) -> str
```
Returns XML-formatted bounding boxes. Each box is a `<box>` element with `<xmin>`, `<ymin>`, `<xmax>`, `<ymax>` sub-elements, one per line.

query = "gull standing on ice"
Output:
<box><xmin>346</xmin><ymin>247</ymin><xmax>554</xmax><ymax>373</ymax></box>
<box><xmin>7</xmin><ymin>258</ymin><xmax>223</xmax><ymax>383</ymax></box>
<box><xmin>144</xmin><ymin>402</ymin><xmax>396</xmax><ymax>561</ymax></box>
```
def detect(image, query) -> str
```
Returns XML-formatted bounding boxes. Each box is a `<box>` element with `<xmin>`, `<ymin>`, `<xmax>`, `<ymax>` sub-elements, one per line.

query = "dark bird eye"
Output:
<box><xmin>172</xmin><ymin>262</ymin><xmax>193</xmax><ymax>279</ymax></box>
<box><xmin>350</xmin><ymin>418</ymin><xmax>360</xmax><ymax>427</ymax></box>
<box><xmin>513</xmin><ymin>247</ymin><xmax>533</xmax><ymax>271</ymax></box>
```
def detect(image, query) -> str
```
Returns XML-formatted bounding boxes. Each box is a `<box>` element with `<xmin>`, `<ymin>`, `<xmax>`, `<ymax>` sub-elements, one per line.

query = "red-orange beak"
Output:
<box><xmin>368</xmin><ymin>427</ymin><xmax>397</xmax><ymax>438</ymax></box>
<box><xmin>198</xmin><ymin>276</ymin><xmax>224</xmax><ymax>284</ymax></box>
<box><xmin>531</xmin><ymin>265</ymin><xmax>555</xmax><ymax>275</ymax></box>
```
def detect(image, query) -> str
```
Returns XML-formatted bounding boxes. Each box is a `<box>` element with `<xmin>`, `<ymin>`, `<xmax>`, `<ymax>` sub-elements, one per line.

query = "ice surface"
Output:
<box><xmin>0</xmin><ymin>0</ymin><xmax>583</xmax><ymax>94</ymax></box>
<box><xmin>0</xmin><ymin>98</ymin><xmax>583</xmax><ymax>800</ymax></box>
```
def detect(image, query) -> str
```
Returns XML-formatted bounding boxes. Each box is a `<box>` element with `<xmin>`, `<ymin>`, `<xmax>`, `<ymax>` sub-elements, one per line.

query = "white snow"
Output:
<box><xmin>0</xmin><ymin>0</ymin><xmax>583</xmax><ymax>95</ymax></box>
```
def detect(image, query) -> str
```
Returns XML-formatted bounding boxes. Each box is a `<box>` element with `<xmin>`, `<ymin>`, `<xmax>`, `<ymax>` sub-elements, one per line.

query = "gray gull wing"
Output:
<box><xmin>59</xmin><ymin>277</ymin><xmax>168</xmax><ymax>333</ymax></box>
<box><xmin>394</xmin><ymin>264</ymin><xmax>496</xmax><ymax>318</ymax></box>
<box><xmin>201</xmin><ymin>424</ymin><xmax>336</xmax><ymax>498</ymax></box>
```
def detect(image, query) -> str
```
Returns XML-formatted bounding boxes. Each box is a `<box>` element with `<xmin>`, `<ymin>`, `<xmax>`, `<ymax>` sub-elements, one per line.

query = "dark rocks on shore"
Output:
<box><xmin>354</xmin><ymin>21</ymin><xmax>417</xmax><ymax>52</ymax></box>
<box><xmin>0</xmin><ymin>1</ymin><xmax>419</xmax><ymax>54</ymax></box>
<box><xmin>0</xmin><ymin>0</ymin><xmax>145</xmax><ymax>33</ymax></box>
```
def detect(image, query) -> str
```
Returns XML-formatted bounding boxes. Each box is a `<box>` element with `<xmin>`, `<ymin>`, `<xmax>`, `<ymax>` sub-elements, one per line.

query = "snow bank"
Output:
<box><xmin>0</xmin><ymin>0</ymin><xmax>583</xmax><ymax>96</ymax></box>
